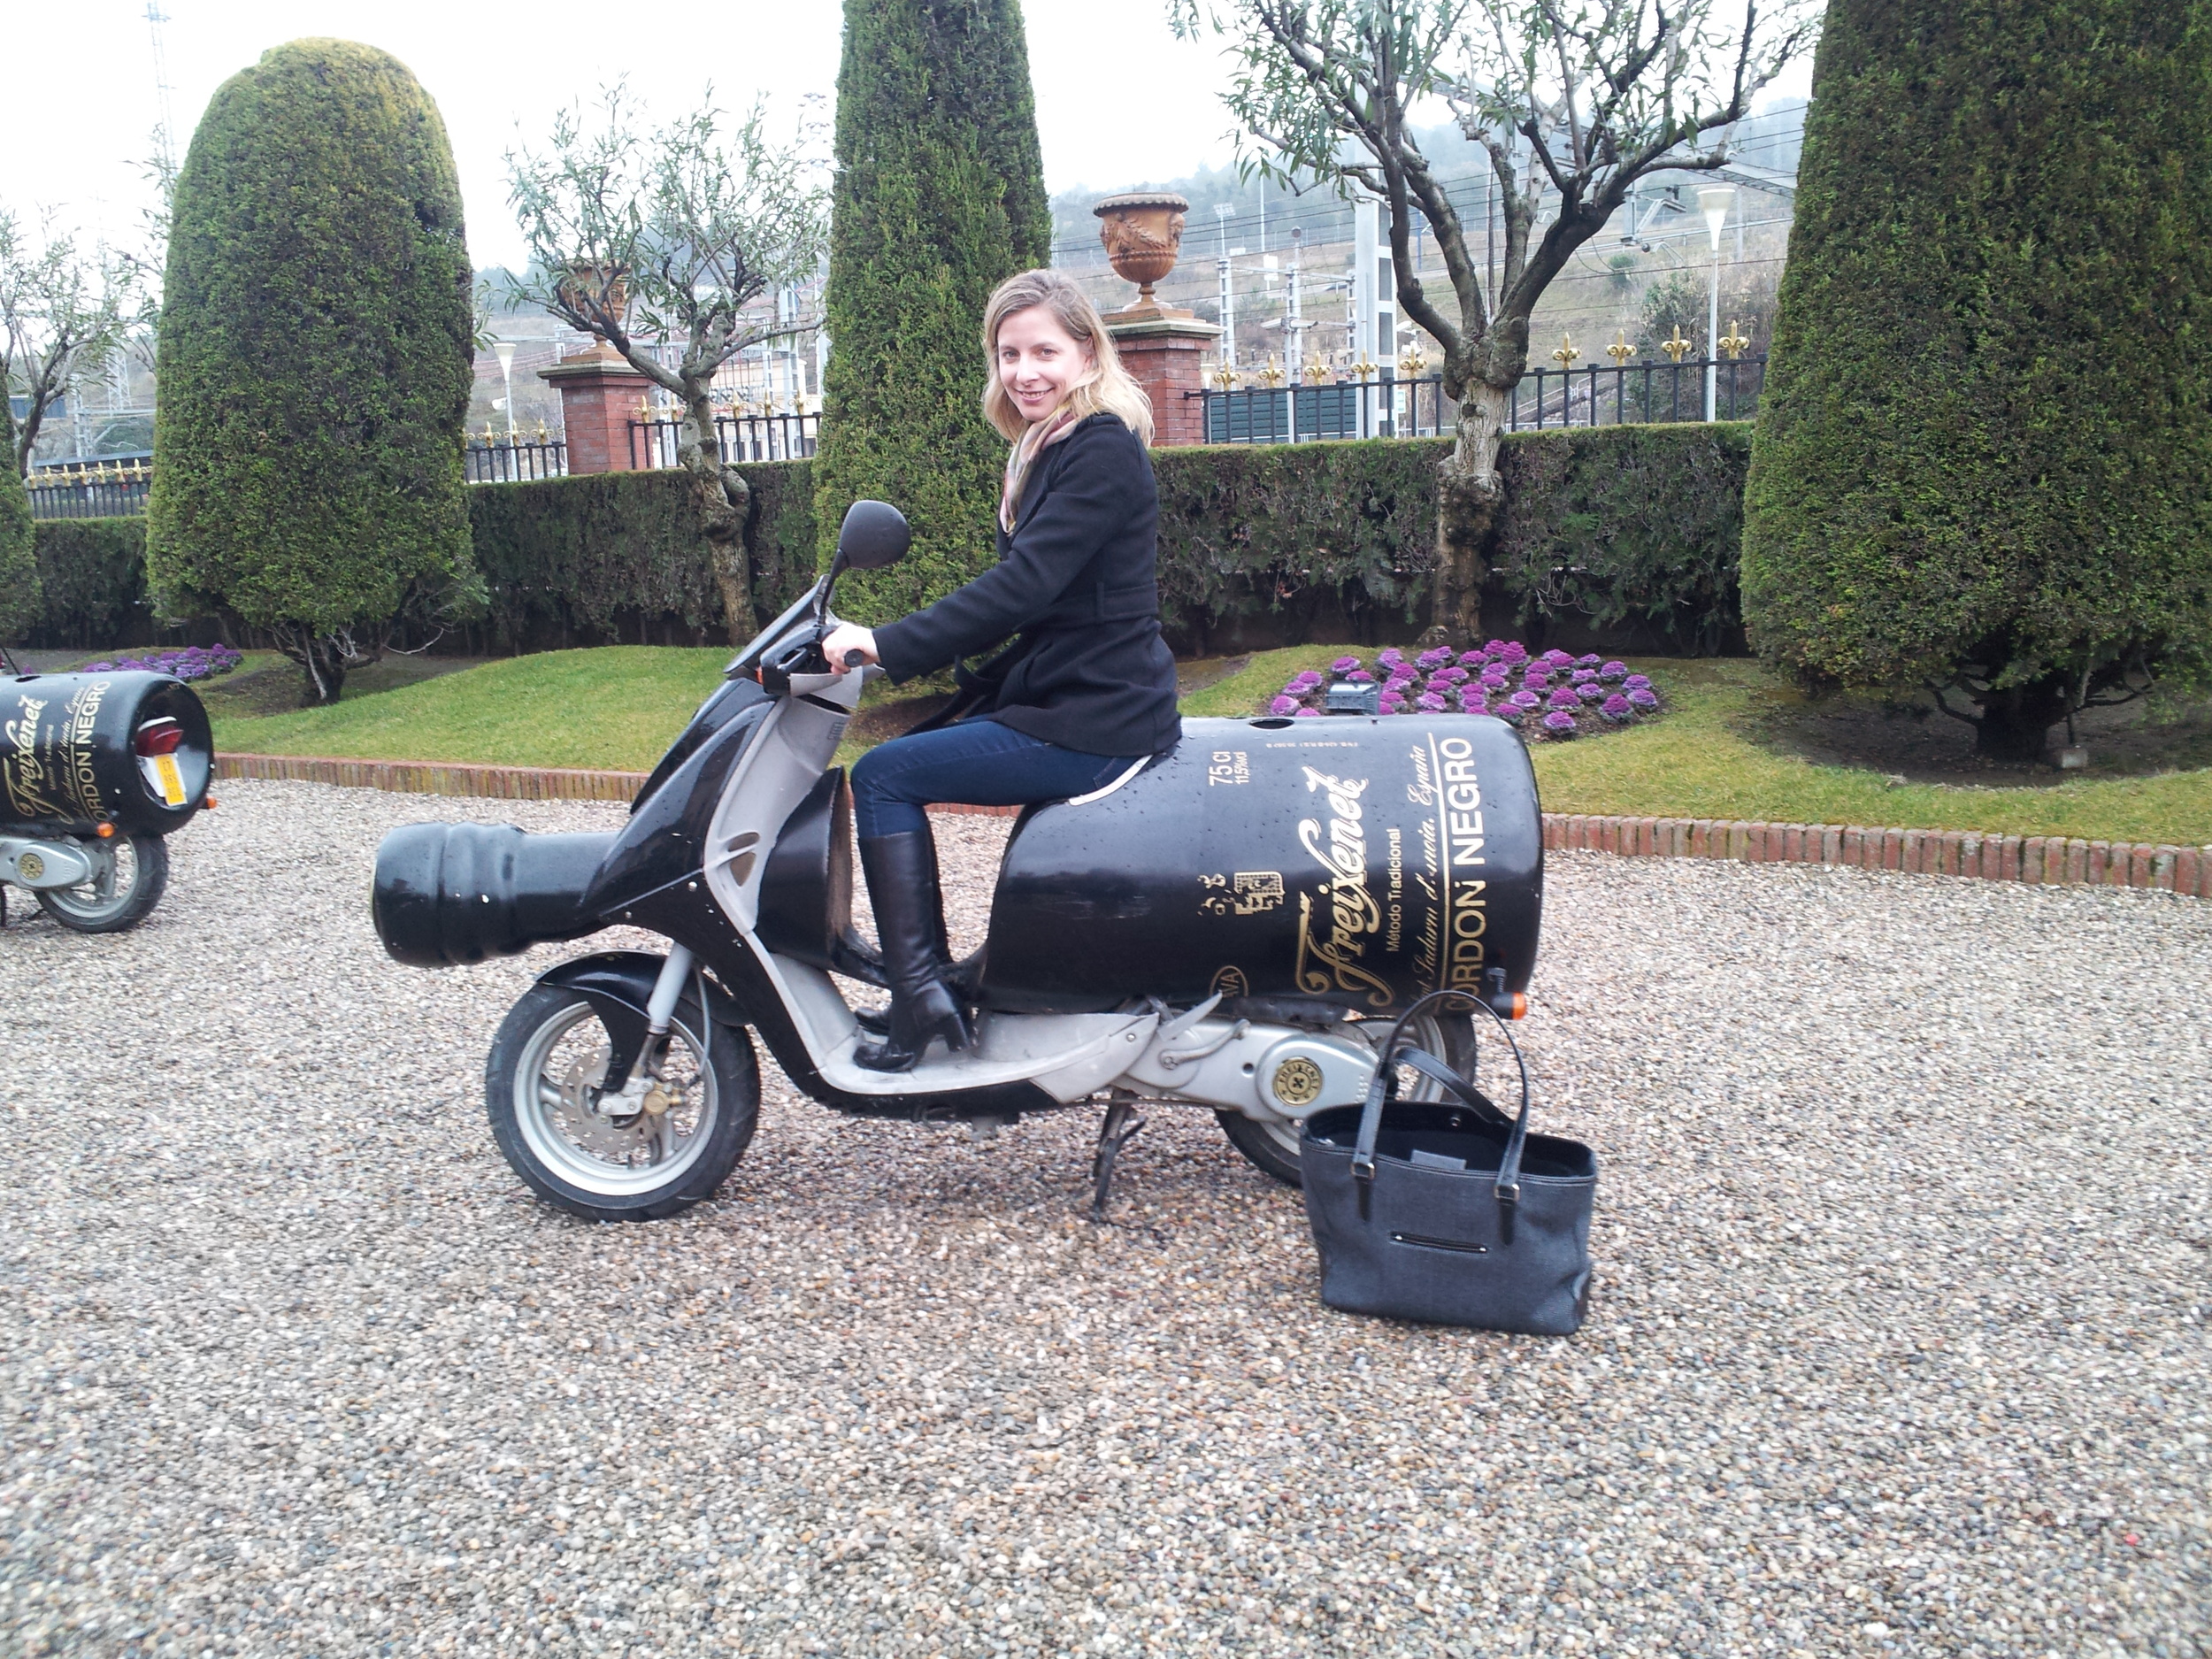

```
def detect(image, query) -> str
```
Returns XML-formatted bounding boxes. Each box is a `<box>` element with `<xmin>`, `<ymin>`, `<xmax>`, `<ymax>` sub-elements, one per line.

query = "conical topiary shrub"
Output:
<box><xmin>147</xmin><ymin>38</ymin><xmax>479</xmax><ymax>703</ymax></box>
<box><xmin>1740</xmin><ymin>1</ymin><xmax>2212</xmax><ymax>760</ymax></box>
<box><xmin>811</xmin><ymin>0</ymin><xmax>1052</xmax><ymax>625</ymax></box>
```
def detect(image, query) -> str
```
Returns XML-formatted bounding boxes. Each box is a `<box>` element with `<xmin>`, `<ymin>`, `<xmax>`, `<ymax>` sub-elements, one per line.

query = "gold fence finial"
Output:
<box><xmin>1718</xmin><ymin>319</ymin><xmax>1752</xmax><ymax>359</ymax></box>
<box><xmin>1550</xmin><ymin>332</ymin><xmax>1581</xmax><ymax>370</ymax></box>
<box><xmin>1397</xmin><ymin>343</ymin><xmax>1427</xmax><ymax>378</ymax></box>
<box><xmin>1661</xmin><ymin>326</ymin><xmax>1693</xmax><ymax>364</ymax></box>
<box><xmin>1607</xmin><ymin>330</ymin><xmax>1633</xmax><ymax>366</ymax></box>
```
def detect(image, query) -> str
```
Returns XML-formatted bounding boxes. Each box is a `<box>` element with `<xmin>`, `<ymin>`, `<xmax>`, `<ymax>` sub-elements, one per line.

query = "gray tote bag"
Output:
<box><xmin>1301</xmin><ymin>992</ymin><xmax>1597</xmax><ymax>1335</ymax></box>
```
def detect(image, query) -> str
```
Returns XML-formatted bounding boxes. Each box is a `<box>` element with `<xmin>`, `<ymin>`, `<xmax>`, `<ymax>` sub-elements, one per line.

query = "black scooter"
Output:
<box><xmin>372</xmin><ymin>503</ymin><xmax>1546</xmax><ymax>1221</ymax></box>
<box><xmin>1</xmin><ymin>643</ymin><xmax>213</xmax><ymax>933</ymax></box>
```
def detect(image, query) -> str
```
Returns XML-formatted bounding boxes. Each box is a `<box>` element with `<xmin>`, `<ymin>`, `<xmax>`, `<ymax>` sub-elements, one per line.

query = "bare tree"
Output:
<box><xmin>1175</xmin><ymin>0</ymin><xmax>1816</xmax><ymax>640</ymax></box>
<box><xmin>0</xmin><ymin>211</ymin><xmax>148</xmax><ymax>476</ymax></box>
<box><xmin>506</xmin><ymin>87</ymin><xmax>828</xmax><ymax>639</ymax></box>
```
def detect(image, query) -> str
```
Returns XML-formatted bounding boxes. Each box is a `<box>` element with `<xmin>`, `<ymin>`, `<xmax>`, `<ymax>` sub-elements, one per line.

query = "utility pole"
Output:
<box><xmin>145</xmin><ymin>2</ymin><xmax>178</xmax><ymax>175</ymax></box>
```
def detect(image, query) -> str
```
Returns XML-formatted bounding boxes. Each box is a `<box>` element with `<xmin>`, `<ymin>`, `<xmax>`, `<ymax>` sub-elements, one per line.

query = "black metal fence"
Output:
<box><xmin>629</xmin><ymin>411</ymin><xmax>818</xmax><ymax>470</ymax></box>
<box><xmin>465</xmin><ymin>438</ymin><xmax>568</xmax><ymax>483</ymax></box>
<box><xmin>1192</xmin><ymin>356</ymin><xmax>1768</xmax><ymax>445</ymax></box>
<box><xmin>28</xmin><ymin>466</ymin><xmax>151</xmax><ymax>518</ymax></box>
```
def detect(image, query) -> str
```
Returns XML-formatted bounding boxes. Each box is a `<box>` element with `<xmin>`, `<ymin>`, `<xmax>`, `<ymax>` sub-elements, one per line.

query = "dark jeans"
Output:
<box><xmin>849</xmin><ymin>718</ymin><xmax>1137</xmax><ymax>838</ymax></box>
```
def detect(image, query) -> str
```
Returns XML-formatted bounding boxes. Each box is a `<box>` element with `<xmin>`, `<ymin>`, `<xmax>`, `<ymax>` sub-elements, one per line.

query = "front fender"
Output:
<box><xmin>535</xmin><ymin>950</ymin><xmax>746</xmax><ymax>1086</ymax></box>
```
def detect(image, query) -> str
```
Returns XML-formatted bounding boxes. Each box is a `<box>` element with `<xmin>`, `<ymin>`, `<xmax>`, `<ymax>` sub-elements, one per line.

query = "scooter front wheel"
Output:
<box><xmin>1215</xmin><ymin>1008</ymin><xmax>1482</xmax><ymax>1189</ymax></box>
<box><xmin>35</xmin><ymin>833</ymin><xmax>169</xmax><ymax>933</ymax></box>
<box><xmin>486</xmin><ymin>984</ymin><xmax>759</xmax><ymax>1222</ymax></box>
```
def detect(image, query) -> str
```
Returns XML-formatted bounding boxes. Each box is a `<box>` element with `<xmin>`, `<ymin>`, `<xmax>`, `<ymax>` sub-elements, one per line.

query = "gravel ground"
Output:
<box><xmin>3</xmin><ymin>778</ymin><xmax>2207</xmax><ymax>1659</ymax></box>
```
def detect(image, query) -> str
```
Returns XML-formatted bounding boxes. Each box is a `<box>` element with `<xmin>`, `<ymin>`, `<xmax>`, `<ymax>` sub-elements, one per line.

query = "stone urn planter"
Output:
<box><xmin>1093</xmin><ymin>192</ymin><xmax>1190</xmax><ymax>310</ymax></box>
<box><xmin>559</xmin><ymin>263</ymin><xmax>632</xmax><ymax>359</ymax></box>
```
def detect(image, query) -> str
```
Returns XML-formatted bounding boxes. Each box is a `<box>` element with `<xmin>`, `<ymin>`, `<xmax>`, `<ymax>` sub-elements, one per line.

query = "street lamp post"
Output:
<box><xmin>1696</xmin><ymin>186</ymin><xmax>1735</xmax><ymax>422</ymax></box>
<box><xmin>493</xmin><ymin>340</ymin><xmax>518</xmax><ymax>445</ymax></box>
<box><xmin>1215</xmin><ymin>204</ymin><xmax>1237</xmax><ymax>376</ymax></box>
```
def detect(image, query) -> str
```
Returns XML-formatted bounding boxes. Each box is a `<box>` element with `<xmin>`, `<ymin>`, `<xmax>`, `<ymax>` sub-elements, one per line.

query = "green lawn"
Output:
<box><xmin>213</xmin><ymin>647</ymin><xmax>733</xmax><ymax>772</ymax></box>
<box><xmin>211</xmin><ymin>641</ymin><xmax>2212</xmax><ymax>845</ymax></box>
<box><xmin>1187</xmin><ymin>648</ymin><xmax>2212</xmax><ymax>847</ymax></box>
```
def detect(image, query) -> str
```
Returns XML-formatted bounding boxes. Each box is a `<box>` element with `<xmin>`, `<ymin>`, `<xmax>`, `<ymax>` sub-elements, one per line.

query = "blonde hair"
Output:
<box><xmin>981</xmin><ymin>267</ymin><xmax>1153</xmax><ymax>457</ymax></box>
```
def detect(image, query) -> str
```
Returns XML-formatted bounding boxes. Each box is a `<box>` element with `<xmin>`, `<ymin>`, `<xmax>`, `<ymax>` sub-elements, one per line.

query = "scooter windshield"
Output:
<box><xmin>726</xmin><ymin>580</ymin><xmax>828</xmax><ymax>680</ymax></box>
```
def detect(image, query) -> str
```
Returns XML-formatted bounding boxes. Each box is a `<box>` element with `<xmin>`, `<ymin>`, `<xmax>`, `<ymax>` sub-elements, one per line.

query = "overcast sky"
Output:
<box><xmin>11</xmin><ymin>0</ymin><xmax>1248</xmax><ymax>270</ymax></box>
<box><xmin>14</xmin><ymin>3</ymin><xmax>1811</xmax><ymax>271</ymax></box>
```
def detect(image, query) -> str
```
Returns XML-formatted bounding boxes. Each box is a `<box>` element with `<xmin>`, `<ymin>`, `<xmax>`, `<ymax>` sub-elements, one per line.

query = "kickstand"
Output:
<box><xmin>1088</xmin><ymin>1093</ymin><xmax>1146</xmax><ymax>1223</ymax></box>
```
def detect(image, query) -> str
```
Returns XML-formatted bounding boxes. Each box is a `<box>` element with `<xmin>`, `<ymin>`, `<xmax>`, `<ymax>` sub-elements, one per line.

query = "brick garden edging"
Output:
<box><xmin>214</xmin><ymin>753</ymin><xmax>2208</xmax><ymax>897</ymax></box>
<box><xmin>1543</xmin><ymin>813</ymin><xmax>2210</xmax><ymax>898</ymax></box>
<box><xmin>216</xmin><ymin>752</ymin><xmax>650</xmax><ymax>803</ymax></box>
<box><xmin>212</xmin><ymin>752</ymin><xmax>1027</xmax><ymax>816</ymax></box>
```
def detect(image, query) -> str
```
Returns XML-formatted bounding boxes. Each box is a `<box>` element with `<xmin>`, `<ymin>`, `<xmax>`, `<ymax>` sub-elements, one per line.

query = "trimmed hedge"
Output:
<box><xmin>32</xmin><ymin>518</ymin><xmax>150</xmax><ymax>648</ymax></box>
<box><xmin>465</xmin><ymin>463</ymin><xmax>818</xmax><ymax>649</ymax></box>
<box><xmin>30</xmin><ymin>425</ymin><xmax>1754</xmax><ymax>655</ymax></box>
<box><xmin>0</xmin><ymin>461</ymin><xmax>35</xmax><ymax>643</ymax></box>
<box><xmin>1493</xmin><ymin>422</ymin><xmax>1750</xmax><ymax>654</ymax></box>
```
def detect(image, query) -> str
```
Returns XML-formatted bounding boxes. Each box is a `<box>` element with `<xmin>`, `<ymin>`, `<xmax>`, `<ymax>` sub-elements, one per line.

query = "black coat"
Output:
<box><xmin>872</xmin><ymin>412</ymin><xmax>1181</xmax><ymax>758</ymax></box>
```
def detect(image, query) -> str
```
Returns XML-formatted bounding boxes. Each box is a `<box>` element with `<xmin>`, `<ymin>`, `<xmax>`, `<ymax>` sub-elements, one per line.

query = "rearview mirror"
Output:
<box><xmin>834</xmin><ymin>500</ymin><xmax>910</xmax><ymax>572</ymax></box>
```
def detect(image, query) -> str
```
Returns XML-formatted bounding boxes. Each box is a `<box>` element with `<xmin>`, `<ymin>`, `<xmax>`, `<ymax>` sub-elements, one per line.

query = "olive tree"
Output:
<box><xmin>506</xmin><ymin>88</ymin><xmax>828</xmax><ymax>638</ymax></box>
<box><xmin>1175</xmin><ymin>0</ymin><xmax>1816</xmax><ymax>640</ymax></box>
<box><xmin>0</xmin><ymin>211</ymin><xmax>147</xmax><ymax>475</ymax></box>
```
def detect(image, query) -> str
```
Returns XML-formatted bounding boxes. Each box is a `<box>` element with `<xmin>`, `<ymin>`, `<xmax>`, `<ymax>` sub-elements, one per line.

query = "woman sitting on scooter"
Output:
<box><xmin>820</xmin><ymin>267</ymin><xmax>1181</xmax><ymax>1073</ymax></box>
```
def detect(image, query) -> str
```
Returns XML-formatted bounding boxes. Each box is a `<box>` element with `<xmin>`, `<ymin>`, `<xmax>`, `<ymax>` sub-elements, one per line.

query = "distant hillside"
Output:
<box><xmin>1048</xmin><ymin>101</ymin><xmax>1805</xmax><ymax>268</ymax></box>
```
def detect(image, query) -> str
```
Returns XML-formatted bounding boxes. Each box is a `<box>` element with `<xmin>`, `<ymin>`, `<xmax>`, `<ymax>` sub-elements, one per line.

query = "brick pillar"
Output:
<box><xmin>1105</xmin><ymin>311</ymin><xmax>1220</xmax><ymax>448</ymax></box>
<box><xmin>538</xmin><ymin>354</ymin><xmax>656</xmax><ymax>473</ymax></box>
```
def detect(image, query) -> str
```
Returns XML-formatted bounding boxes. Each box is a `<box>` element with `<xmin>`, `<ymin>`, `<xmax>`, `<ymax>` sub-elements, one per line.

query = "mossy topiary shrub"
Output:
<box><xmin>1740</xmin><ymin>2</ymin><xmax>2212</xmax><ymax>760</ymax></box>
<box><xmin>146</xmin><ymin>38</ymin><xmax>480</xmax><ymax>703</ymax></box>
<box><xmin>810</xmin><ymin>0</ymin><xmax>1052</xmax><ymax>625</ymax></box>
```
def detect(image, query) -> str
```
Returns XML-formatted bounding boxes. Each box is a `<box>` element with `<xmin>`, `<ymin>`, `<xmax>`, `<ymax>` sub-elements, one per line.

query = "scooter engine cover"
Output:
<box><xmin>0</xmin><ymin>671</ymin><xmax>212</xmax><ymax>836</ymax></box>
<box><xmin>980</xmin><ymin>714</ymin><xmax>1541</xmax><ymax>1015</ymax></box>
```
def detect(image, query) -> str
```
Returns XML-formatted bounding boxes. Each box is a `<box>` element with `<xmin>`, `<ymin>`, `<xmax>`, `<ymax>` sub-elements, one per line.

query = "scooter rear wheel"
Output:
<box><xmin>1215</xmin><ymin>1009</ymin><xmax>1481</xmax><ymax>1189</ymax></box>
<box><xmin>35</xmin><ymin>833</ymin><xmax>169</xmax><ymax>933</ymax></box>
<box><xmin>486</xmin><ymin>984</ymin><xmax>759</xmax><ymax>1222</ymax></box>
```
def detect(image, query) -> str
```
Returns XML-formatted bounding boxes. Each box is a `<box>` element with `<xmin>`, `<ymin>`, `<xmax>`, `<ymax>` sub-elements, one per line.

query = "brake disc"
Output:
<box><xmin>554</xmin><ymin>1045</ymin><xmax>650</xmax><ymax>1157</ymax></box>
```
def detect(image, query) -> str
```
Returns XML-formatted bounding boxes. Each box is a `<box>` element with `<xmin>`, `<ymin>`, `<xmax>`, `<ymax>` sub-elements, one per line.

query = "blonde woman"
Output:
<box><xmin>821</xmin><ymin>268</ymin><xmax>1181</xmax><ymax>1071</ymax></box>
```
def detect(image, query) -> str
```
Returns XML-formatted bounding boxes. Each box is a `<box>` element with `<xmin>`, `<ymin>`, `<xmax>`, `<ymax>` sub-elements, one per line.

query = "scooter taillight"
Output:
<box><xmin>134</xmin><ymin>718</ymin><xmax>184</xmax><ymax>757</ymax></box>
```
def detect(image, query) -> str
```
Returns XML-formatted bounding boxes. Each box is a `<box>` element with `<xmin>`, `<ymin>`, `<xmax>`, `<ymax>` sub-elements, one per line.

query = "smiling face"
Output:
<box><xmin>995</xmin><ymin>304</ymin><xmax>1095</xmax><ymax>426</ymax></box>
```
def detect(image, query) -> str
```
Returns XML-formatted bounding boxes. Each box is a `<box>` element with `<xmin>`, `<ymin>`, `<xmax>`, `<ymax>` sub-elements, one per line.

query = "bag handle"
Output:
<box><xmin>1351</xmin><ymin>988</ymin><xmax>1535</xmax><ymax>1217</ymax></box>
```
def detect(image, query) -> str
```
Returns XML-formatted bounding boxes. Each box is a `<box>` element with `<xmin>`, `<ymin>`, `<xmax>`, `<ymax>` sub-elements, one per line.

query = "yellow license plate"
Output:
<box><xmin>152</xmin><ymin>751</ymin><xmax>186</xmax><ymax>806</ymax></box>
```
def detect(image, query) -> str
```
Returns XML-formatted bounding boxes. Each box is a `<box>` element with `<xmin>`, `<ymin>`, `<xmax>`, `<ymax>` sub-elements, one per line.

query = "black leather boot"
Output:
<box><xmin>854</xmin><ymin>829</ymin><xmax>974</xmax><ymax>1071</ymax></box>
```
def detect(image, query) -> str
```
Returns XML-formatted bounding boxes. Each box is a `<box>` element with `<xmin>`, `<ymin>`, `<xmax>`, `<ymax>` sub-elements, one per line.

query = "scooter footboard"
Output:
<box><xmin>373</xmin><ymin>822</ymin><xmax>616</xmax><ymax>967</ymax></box>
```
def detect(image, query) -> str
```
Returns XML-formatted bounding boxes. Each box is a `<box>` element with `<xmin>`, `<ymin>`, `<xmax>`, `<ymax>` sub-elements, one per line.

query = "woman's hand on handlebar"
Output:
<box><xmin>821</xmin><ymin>624</ymin><xmax>878</xmax><ymax>675</ymax></box>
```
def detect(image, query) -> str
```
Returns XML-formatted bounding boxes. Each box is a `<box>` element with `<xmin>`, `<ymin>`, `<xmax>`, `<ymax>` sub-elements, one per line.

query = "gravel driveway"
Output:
<box><xmin>3</xmin><ymin>779</ymin><xmax>2206</xmax><ymax>1658</ymax></box>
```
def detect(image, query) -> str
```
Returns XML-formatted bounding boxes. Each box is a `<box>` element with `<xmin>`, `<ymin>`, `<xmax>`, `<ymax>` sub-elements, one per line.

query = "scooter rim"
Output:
<box><xmin>1242</xmin><ymin>1008</ymin><xmax>1473</xmax><ymax>1169</ymax></box>
<box><xmin>510</xmin><ymin>997</ymin><xmax>722</xmax><ymax>1199</ymax></box>
<box><xmin>33</xmin><ymin>836</ymin><xmax>154</xmax><ymax>926</ymax></box>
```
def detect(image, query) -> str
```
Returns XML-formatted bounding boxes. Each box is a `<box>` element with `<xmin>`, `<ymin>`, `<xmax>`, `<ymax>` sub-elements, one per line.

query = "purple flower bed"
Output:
<box><xmin>80</xmin><ymin>644</ymin><xmax>246</xmax><ymax>683</ymax></box>
<box><xmin>1266</xmin><ymin>642</ymin><xmax>1665</xmax><ymax>741</ymax></box>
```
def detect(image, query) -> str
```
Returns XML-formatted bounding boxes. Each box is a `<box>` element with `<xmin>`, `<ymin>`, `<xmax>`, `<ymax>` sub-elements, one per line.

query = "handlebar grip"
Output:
<box><xmin>842</xmin><ymin>650</ymin><xmax>868</xmax><ymax>669</ymax></box>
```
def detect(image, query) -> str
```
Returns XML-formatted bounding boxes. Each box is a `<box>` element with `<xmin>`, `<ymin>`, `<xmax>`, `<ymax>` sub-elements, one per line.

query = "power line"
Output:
<box><xmin>1049</xmin><ymin>119</ymin><xmax>1808</xmax><ymax>257</ymax></box>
